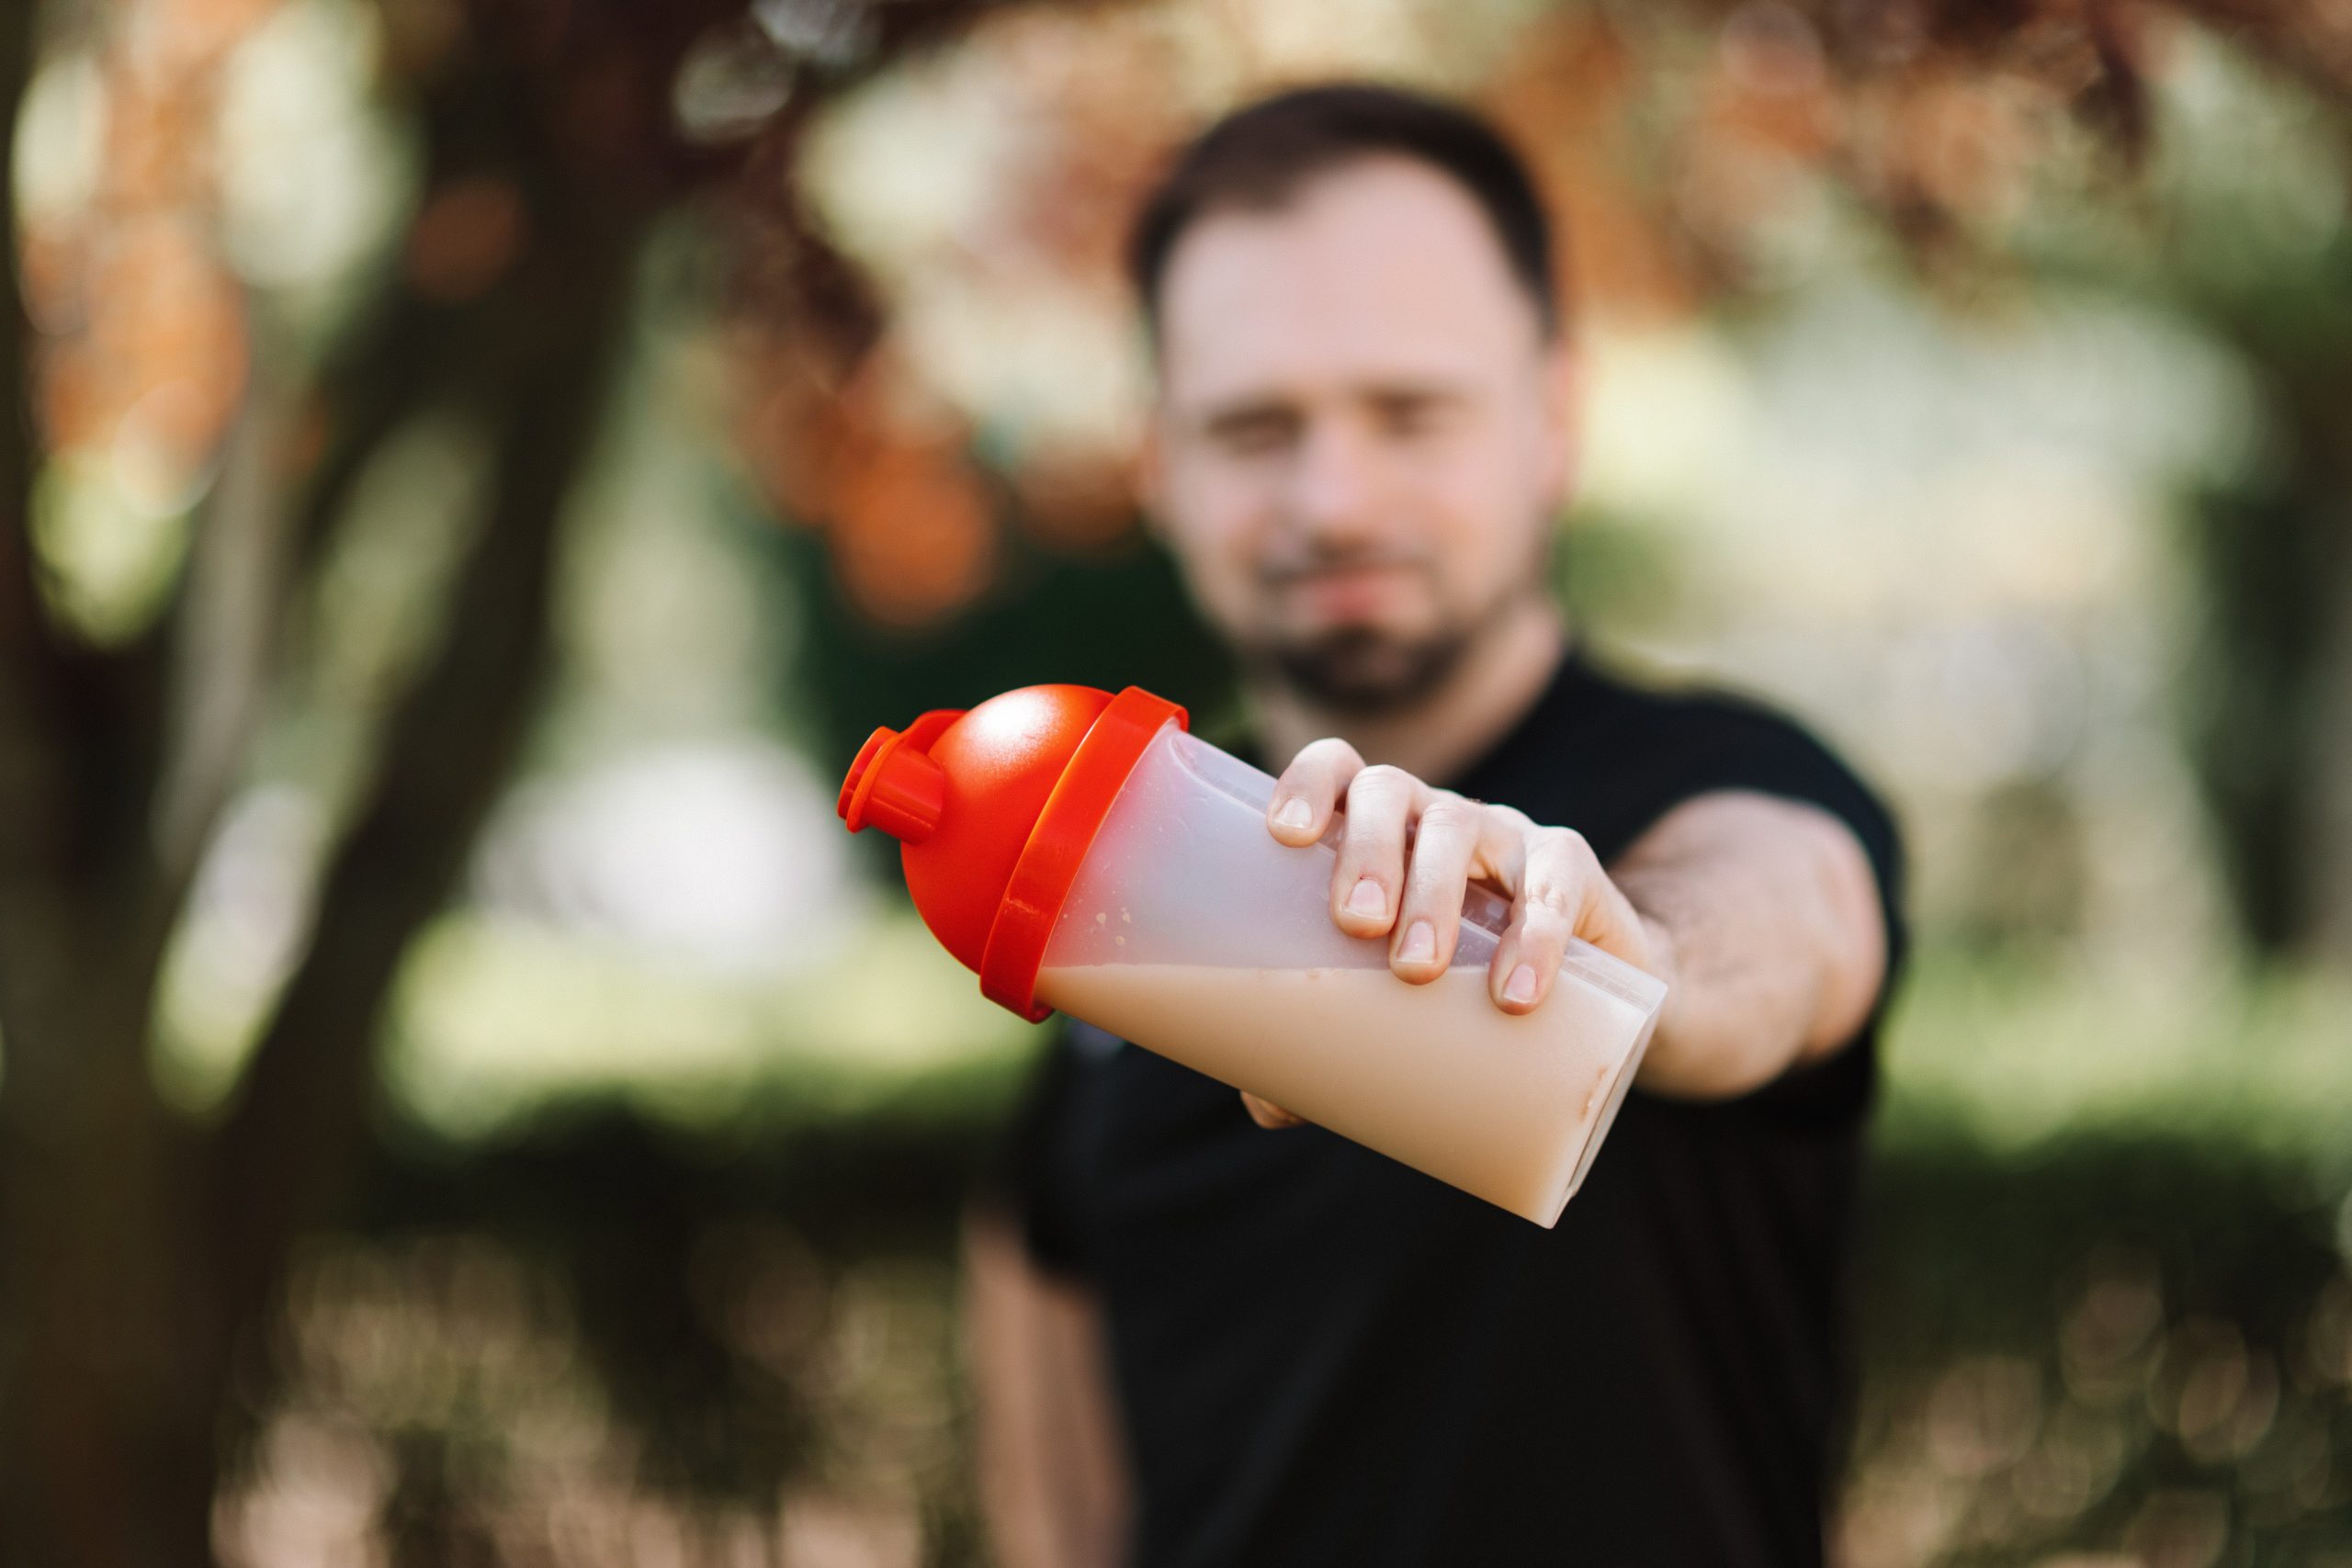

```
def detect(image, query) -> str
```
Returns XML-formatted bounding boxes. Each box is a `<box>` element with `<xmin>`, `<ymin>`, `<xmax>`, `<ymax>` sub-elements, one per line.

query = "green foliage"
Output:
<box><xmin>764</xmin><ymin>519</ymin><xmax>1241</xmax><ymax>777</ymax></box>
<box><xmin>209</xmin><ymin>953</ymin><xmax>2352</xmax><ymax>1560</ymax></box>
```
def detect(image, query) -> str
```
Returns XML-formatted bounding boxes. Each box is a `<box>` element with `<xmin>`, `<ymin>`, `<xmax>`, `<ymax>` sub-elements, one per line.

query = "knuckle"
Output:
<box><xmin>1418</xmin><ymin>795</ymin><xmax>1479</xmax><ymax>836</ymax></box>
<box><xmin>1536</xmin><ymin>824</ymin><xmax>1591</xmax><ymax>860</ymax></box>
<box><xmin>1289</xmin><ymin>739</ymin><xmax>1348</xmax><ymax>784</ymax></box>
<box><xmin>1525</xmin><ymin>885</ymin><xmax>1578</xmax><ymax>924</ymax></box>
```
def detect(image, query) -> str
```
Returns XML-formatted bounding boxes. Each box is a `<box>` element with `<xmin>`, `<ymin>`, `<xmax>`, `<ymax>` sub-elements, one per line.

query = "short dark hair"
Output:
<box><xmin>1126</xmin><ymin>82</ymin><xmax>1564</xmax><ymax>340</ymax></box>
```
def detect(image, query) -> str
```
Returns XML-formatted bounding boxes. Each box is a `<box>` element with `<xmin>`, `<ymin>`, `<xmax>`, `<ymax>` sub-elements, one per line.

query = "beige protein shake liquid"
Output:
<box><xmin>1033</xmin><ymin>962</ymin><xmax>1647</xmax><ymax>1225</ymax></box>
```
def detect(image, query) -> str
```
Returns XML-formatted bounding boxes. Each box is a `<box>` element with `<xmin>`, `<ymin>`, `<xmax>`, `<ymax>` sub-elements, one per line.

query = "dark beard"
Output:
<box><xmin>1246</xmin><ymin>625</ymin><xmax>1477</xmax><ymax>716</ymax></box>
<box><xmin>1243</xmin><ymin>530</ymin><xmax>1555</xmax><ymax>716</ymax></box>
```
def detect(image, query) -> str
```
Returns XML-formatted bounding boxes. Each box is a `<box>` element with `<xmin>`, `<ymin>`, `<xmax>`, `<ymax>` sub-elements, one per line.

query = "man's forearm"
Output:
<box><xmin>1609</xmin><ymin>792</ymin><xmax>1886</xmax><ymax>1100</ymax></box>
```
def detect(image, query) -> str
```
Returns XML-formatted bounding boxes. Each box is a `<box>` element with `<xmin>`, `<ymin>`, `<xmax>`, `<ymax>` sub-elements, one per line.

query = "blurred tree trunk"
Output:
<box><xmin>0</xmin><ymin>10</ymin><xmax>647</xmax><ymax>1562</ymax></box>
<box><xmin>0</xmin><ymin>170</ymin><xmax>645</xmax><ymax>1568</ymax></box>
<box><xmin>0</xmin><ymin>0</ymin><xmax>1032</xmax><ymax>1558</ymax></box>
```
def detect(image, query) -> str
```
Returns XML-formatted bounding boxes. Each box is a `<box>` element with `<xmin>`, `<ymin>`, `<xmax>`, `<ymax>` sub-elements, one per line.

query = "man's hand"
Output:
<box><xmin>1241</xmin><ymin>738</ymin><xmax>1660</xmax><ymax>1131</ymax></box>
<box><xmin>1236</xmin><ymin>742</ymin><xmax>1891</xmax><ymax>1127</ymax></box>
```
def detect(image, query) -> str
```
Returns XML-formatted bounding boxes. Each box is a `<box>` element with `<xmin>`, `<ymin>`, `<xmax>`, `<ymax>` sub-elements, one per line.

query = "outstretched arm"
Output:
<box><xmin>1248</xmin><ymin>740</ymin><xmax>1889</xmax><ymax>1117</ymax></box>
<box><xmin>1604</xmin><ymin>788</ymin><xmax>1886</xmax><ymax>1098</ymax></box>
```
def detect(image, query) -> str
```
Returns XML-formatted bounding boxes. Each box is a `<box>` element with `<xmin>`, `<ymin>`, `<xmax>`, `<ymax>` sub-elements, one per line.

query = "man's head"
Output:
<box><xmin>1130</xmin><ymin>84</ymin><xmax>1578</xmax><ymax>715</ymax></box>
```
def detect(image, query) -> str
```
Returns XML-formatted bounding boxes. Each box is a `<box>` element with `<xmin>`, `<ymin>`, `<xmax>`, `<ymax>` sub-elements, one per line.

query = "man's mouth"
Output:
<box><xmin>1278</xmin><ymin>561</ymin><xmax>1423</xmax><ymax>621</ymax></box>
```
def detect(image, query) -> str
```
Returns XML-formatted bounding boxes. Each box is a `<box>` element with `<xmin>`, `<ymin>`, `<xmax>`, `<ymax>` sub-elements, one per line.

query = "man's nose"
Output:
<box><xmin>1284</xmin><ymin>418</ymin><xmax>1383</xmax><ymax>543</ymax></box>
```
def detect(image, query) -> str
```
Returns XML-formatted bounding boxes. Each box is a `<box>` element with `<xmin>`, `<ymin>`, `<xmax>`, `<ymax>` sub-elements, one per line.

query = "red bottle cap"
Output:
<box><xmin>838</xmin><ymin>683</ymin><xmax>1189</xmax><ymax>1021</ymax></box>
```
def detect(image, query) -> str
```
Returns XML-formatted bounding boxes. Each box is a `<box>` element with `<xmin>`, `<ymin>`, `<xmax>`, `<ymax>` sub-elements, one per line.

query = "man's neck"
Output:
<box><xmin>1249</xmin><ymin>598</ymin><xmax>1569</xmax><ymax>788</ymax></box>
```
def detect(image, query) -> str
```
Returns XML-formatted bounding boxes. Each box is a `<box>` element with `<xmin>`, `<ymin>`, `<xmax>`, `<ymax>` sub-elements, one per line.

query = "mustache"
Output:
<box><xmin>1258</xmin><ymin>547</ymin><xmax>1435</xmax><ymax>588</ymax></box>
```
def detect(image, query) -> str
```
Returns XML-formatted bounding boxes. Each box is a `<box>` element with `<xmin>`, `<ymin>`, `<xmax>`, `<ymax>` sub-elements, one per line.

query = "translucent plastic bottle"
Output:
<box><xmin>838</xmin><ymin>683</ymin><xmax>1666</xmax><ymax>1226</ymax></box>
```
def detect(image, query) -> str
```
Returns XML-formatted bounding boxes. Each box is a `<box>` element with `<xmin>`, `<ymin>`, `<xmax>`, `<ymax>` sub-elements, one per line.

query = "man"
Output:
<box><xmin>963</xmin><ymin>84</ymin><xmax>1905</xmax><ymax>1568</ymax></box>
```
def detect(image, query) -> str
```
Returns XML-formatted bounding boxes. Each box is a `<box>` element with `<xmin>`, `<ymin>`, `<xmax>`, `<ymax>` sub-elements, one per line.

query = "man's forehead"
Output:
<box><xmin>1153</xmin><ymin>155</ymin><xmax>1544</xmax><ymax>408</ymax></box>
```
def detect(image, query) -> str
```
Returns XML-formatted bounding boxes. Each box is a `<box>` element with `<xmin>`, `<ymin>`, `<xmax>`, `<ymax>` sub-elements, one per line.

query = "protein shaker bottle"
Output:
<box><xmin>836</xmin><ymin>682</ymin><xmax>1667</xmax><ymax>1226</ymax></box>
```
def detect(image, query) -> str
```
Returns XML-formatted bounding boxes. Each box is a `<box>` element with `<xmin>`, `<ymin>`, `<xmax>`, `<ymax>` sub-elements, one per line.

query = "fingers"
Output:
<box><xmin>1386</xmin><ymin>792</ymin><xmax>1487</xmax><ymax>981</ymax></box>
<box><xmin>1266</xmin><ymin>737</ymin><xmax>1365</xmax><ymax>846</ymax></box>
<box><xmin>1266</xmin><ymin>744</ymin><xmax>1651</xmax><ymax>1016</ymax></box>
<box><xmin>1329</xmin><ymin>764</ymin><xmax>1421</xmax><ymax>940</ymax></box>
<box><xmin>1489</xmin><ymin>825</ymin><xmax>1649</xmax><ymax>1013</ymax></box>
<box><xmin>1240</xmin><ymin>1090</ymin><xmax>1306</xmax><ymax>1130</ymax></box>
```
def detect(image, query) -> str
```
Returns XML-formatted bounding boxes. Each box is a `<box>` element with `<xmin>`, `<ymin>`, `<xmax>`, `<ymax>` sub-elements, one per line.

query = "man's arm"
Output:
<box><xmin>961</xmin><ymin>1201</ymin><xmax>1131</xmax><ymax>1568</ymax></box>
<box><xmin>1608</xmin><ymin>789</ymin><xmax>1887</xmax><ymax>1099</ymax></box>
<box><xmin>1248</xmin><ymin>743</ymin><xmax>1892</xmax><ymax>1122</ymax></box>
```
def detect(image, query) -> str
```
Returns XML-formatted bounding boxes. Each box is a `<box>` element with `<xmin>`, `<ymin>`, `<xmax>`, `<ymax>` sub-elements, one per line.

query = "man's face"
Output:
<box><xmin>1143</xmin><ymin>154</ymin><xmax>1577</xmax><ymax>714</ymax></box>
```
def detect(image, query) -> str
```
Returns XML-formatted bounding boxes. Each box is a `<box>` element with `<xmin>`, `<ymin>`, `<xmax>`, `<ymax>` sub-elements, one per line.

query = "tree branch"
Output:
<box><xmin>209</xmin><ymin>229</ymin><xmax>641</xmax><ymax>1320</ymax></box>
<box><xmin>139</xmin><ymin>107</ymin><xmax>536</xmax><ymax>907</ymax></box>
<box><xmin>141</xmin><ymin>370</ymin><xmax>293</xmax><ymax>907</ymax></box>
<box><xmin>135</xmin><ymin>275</ymin><xmax>470</xmax><ymax>917</ymax></box>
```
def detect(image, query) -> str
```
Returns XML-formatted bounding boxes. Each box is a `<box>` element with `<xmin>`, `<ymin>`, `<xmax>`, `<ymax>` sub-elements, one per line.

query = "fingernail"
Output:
<box><xmin>1503</xmin><ymin>964</ymin><xmax>1538</xmax><ymax>1004</ymax></box>
<box><xmin>1274</xmin><ymin>797</ymin><xmax>1313</xmax><ymax>831</ymax></box>
<box><xmin>1344</xmin><ymin>876</ymin><xmax>1385</xmax><ymax>919</ymax></box>
<box><xmin>1398</xmin><ymin>920</ymin><xmax>1434</xmax><ymax>963</ymax></box>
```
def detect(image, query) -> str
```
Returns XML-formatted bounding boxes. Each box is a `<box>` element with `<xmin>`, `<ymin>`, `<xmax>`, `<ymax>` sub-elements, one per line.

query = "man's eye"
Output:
<box><xmin>1378</xmin><ymin>400</ymin><xmax>1448</xmax><ymax>439</ymax></box>
<box><xmin>1213</xmin><ymin>415</ymin><xmax>1296</xmax><ymax>455</ymax></box>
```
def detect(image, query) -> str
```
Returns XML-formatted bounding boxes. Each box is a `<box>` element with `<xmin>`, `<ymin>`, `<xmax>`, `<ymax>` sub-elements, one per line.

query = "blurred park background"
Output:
<box><xmin>1</xmin><ymin>0</ymin><xmax>2348</xmax><ymax>1562</ymax></box>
